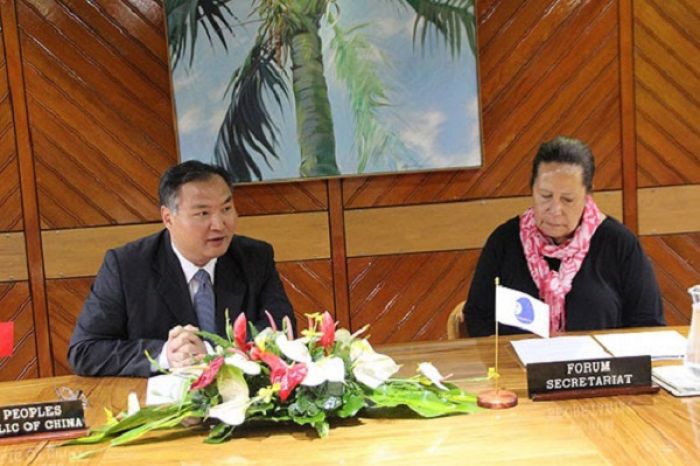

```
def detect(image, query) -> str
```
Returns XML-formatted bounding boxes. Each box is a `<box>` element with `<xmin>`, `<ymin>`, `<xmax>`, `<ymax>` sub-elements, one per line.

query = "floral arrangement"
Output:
<box><xmin>68</xmin><ymin>312</ymin><xmax>477</xmax><ymax>447</ymax></box>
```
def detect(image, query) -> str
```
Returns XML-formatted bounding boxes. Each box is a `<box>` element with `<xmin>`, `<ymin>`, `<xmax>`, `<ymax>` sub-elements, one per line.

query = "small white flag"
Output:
<box><xmin>496</xmin><ymin>285</ymin><xmax>550</xmax><ymax>338</ymax></box>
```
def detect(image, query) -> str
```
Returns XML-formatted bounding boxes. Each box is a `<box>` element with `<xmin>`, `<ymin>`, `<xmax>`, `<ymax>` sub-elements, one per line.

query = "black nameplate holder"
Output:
<box><xmin>527</xmin><ymin>356</ymin><xmax>660</xmax><ymax>401</ymax></box>
<box><xmin>0</xmin><ymin>400</ymin><xmax>86</xmax><ymax>444</ymax></box>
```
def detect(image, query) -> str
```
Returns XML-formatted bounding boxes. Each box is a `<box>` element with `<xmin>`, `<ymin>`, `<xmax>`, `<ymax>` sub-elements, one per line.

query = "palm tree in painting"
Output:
<box><xmin>166</xmin><ymin>0</ymin><xmax>477</xmax><ymax>181</ymax></box>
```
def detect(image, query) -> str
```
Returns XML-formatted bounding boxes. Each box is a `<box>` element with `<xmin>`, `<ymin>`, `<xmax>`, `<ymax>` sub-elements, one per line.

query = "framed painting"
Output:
<box><xmin>166</xmin><ymin>0</ymin><xmax>481</xmax><ymax>182</ymax></box>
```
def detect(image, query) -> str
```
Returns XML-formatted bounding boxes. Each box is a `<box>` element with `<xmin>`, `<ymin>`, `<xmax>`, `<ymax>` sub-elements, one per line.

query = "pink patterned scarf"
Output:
<box><xmin>519</xmin><ymin>196</ymin><xmax>603</xmax><ymax>334</ymax></box>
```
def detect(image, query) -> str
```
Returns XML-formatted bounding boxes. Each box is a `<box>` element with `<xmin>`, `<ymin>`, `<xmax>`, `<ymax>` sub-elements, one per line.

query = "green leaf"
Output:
<box><xmin>110</xmin><ymin>410</ymin><xmax>201</xmax><ymax>446</ymax></box>
<box><xmin>246</xmin><ymin>400</ymin><xmax>275</xmax><ymax>416</ymax></box>
<box><xmin>323</xmin><ymin>381</ymin><xmax>345</xmax><ymax>398</ymax></box>
<box><xmin>63</xmin><ymin>404</ymin><xmax>190</xmax><ymax>445</ymax></box>
<box><xmin>314</xmin><ymin>420</ymin><xmax>330</xmax><ymax>438</ymax></box>
<box><xmin>289</xmin><ymin>393</ymin><xmax>320</xmax><ymax>418</ymax></box>
<box><xmin>214</xmin><ymin>42</ymin><xmax>290</xmax><ymax>182</ymax></box>
<box><xmin>144</xmin><ymin>350</ymin><xmax>166</xmax><ymax>374</ymax></box>
<box><xmin>248</xmin><ymin>321</ymin><xmax>260</xmax><ymax>338</ymax></box>
<box><xmin>246</xmin><ymin>413</ymin><xmax>292</xmax><ymax>423</ymax></box>
<box><xmin>63</xmin><ymin>431</ymin><xmax>110</xmax><ymax>446</ymax></box>
<box><xmin>291</xmin><ymin>410</ymin><xmax>326</xmax><ymax>428</ymax></box>
<box><xmin>368</xmin><ymin>381</ymin><xmax>478</xmax><ymax>418</ymax></box>
<box><xmin>197</xmin><ymin>330</ymin><xmax>231</xmax><ymax>349</ymax></box>
<box><xmin>224</xmin><ymin>308</ymin><xmax>233</xmax><ymax>343</ymax></box>
<box><xmin>205</xmin><ymin>422</ymin><xmax>237</xmax><ymax>444</ymax></box>
<box><xmin>397</xmin><ymin>0</ymin><xmax>477</xmax><ymax>58</ymax></box>
<box><xmin>337</xmin><ymin>390</ymin><xmax>366</xmax><ymax>418</ymax></box>
<box><xmin>165</xmin><ymin>0</ymin><xmax>239</xmax><ymax>68</ymax></box>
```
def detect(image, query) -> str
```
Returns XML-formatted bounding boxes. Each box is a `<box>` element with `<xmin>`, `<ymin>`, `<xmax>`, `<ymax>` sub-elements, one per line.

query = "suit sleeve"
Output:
<box><xmin>251</xmin><ymin>243</ymin><xmax>297</xmax><ymax>336</ymax></box>
<box><xmin>620</xmin><ymin>239</ymin><xmax>665</xmax><ymax>327</ymax></box>
<box><xmin>67</xmin><ymin>250</ymin><xmax>165</xmax><ymax>377</ymax></box>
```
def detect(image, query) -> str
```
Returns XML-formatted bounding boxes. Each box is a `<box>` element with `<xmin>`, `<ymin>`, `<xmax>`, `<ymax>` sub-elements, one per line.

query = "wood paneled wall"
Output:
<box><xmin>634</xmin><ymin>0</ymin><xmax>699</xmax><ymax>187</ymax></box>
<box><xmin>0</xmin><ymin>25</ymin><xmax>22</xmax><ymax>232</ymax></box>
<box><xmin>0</xmin><ymin>0</ymin><xmax>698</xmax><ymax>380</ymax></box>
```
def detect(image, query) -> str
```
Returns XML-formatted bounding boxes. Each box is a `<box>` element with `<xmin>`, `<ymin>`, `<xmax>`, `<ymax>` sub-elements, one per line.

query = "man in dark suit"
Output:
<box><xmin>68</xmin><ymin>161</ymin><xmax>296</xmax><ymax>376</ymax></box>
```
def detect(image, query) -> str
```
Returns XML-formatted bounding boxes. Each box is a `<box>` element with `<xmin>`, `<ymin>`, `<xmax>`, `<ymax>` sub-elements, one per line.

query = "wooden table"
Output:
<box><xmin>1</xmin><ymin>330</ymin><xmax>699</xmax><ymax>465</ymax></box>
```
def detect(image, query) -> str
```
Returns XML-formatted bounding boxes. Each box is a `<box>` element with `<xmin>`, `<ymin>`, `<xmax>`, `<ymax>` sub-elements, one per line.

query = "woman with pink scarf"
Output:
<box><xmin>464</xmin><ymin>136</ymin><xmax>664</xmax><ymax>337</ymax></box>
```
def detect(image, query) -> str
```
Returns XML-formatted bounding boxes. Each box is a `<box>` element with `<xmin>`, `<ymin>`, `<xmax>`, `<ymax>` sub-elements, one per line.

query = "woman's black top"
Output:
<box><xmin>464</xmin><ymin>216</ymin><xmax>665</xmax><ymax>337</ymax></box>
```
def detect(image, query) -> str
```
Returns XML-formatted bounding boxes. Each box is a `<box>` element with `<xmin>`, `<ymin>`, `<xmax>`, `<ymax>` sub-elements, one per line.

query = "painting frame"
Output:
<box><xmin>165</xmin><ymin>0</ymin><xmax>483</xmax><ymax>184</ymax></box>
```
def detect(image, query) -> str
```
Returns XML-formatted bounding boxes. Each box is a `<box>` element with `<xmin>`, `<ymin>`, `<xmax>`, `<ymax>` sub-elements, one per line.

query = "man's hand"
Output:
<box><xmin>166</xmin><ymin>325</ymin><xmax>207</xmax><ymax>368</ymax></box>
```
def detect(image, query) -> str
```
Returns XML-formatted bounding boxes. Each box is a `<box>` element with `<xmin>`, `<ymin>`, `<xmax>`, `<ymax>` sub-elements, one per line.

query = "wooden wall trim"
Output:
<box><xmin>346</xmin><ymin>192</ymin><xmax>624</xmax><ymax>257</ymax></box>
<box><xmin>0</xmin><ymin>232</ymin><xmax>27</xmax><ymax>281</ymax></box>
<box><xmin>236</xmin><ymin>213</ymin><xmax>330</xmax><ymax>261</ymax></box>
<box><xmin>638</xmin><ymin>185</ymin><xmax>700</xmax><ymax>235</ymax></box>
<box><xmin>42</xmin><ymin>213</ymin><xmax>331</xmax><ymax>279</ymax></box>
<box><xmin>328</xmin><ymin>179</ymin><xmax>350</xmax><ymax>329</ymax></box>
<box><xmin>619</xmin><ymin>0</ymin><xmax>639</xmax><ymax>232</ymax></box>
<box><xmin>0</xmin><ymin>0</ymin><xmax>52</xmax><ymax>377</ymax></box>
<box><xmin>42</xmin><ymin>223</ymin><xmax>162</xmax><ymax>279</ymax></box>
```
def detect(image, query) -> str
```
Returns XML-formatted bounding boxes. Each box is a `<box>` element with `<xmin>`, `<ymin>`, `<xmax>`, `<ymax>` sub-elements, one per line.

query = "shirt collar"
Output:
<box><xmin>170</xmin><ymin>241</ymin><xmax>217</xmax><ymax>284</ymax></box>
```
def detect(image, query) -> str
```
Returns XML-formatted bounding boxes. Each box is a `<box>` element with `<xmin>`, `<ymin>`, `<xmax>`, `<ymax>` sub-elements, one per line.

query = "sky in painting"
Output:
<box><xmin>171</xmin><ymin>0</ymin><xmax>482</xmax><ymax>182</ymax></box>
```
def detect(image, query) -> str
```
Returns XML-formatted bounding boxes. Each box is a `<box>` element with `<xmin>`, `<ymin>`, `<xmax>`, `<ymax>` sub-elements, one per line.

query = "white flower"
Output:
<box><xmin>127</xmin><ymin>391</ymin><xmax>140</xmax><ymax>416</ymax></box>
<box><xmin>349</xmin><ymin>339</ymin><xmax>373</xmax><ymax>362</ymax></box>
<box><xmin>350</xmin><ymin>340</ymin><xmax>400</xmax><ymax>389</ymax></box>
<box><xmin>146</xmin><ymin>374</ymin><xmax>191</xmax><ymax>406</ymax></box>
<box><xmin>335</xmin><ymin>326</ymin><xmax>369</xmax><ymax>349</ymax></box>
<box><xmin>275</xmin><ymin>334</ymin><xmax>312</xmax><ymax>363</ymax></box>
<box><xmin>209</xmin><ymin>365</ymin><xmax>250</xmax><ymax>426</ymax></box>
<box><xmin>418</xmin><ymin>362</ymin><xmax>448</xmax><ymax>390</ymax></box>
<box><xmin>208</xmin><ymin>399</ymin><xmax>248</xmax><ymax>426</ymax></box>
<box><xmin>224</xmin><ymin>352</ymin><xmax>261</xmax><ymax>375</ymax></box>
<box><xmin>353</xmin><ymin>353</ymin><xmax>400</xmax><ymax>389</ymax></box>
<box><xmin>302</xmin><ymin>357</ymin><xmax>346</xmax><ymax>386</ymax></box>
<box><xmin>321</xmin><ymin>357</ymin><xmax>346</xmax><ymax>383</ymax></box>
<box><xmin>217</xmin><ymin>366</ymin><xmax>249</xmax><ymax>403</ymax></box>
<box><xmin>334</xmin><ymin>329</ymin><xmax>352</xmax><ymax>347</ymax></box>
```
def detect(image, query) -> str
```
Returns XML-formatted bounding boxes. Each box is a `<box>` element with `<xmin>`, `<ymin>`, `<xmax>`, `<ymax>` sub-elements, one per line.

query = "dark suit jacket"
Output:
<box><xmin>68</xmin><ymin>230</ymin><xmax>295</xmax><ymax>377</ymax></box>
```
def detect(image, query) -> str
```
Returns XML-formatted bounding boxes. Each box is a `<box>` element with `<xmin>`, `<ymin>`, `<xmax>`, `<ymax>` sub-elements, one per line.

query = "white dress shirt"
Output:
<box><xmin>156</xmin><ymin>243</ymin><xmax>217</xmax><ymax>369</ymax></box>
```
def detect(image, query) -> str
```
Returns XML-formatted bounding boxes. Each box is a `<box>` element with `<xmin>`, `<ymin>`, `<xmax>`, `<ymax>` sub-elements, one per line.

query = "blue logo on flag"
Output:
<box><xmin>514</xmin><ymin>297</ymin><xmax>535</xmax><ymax>324</ymax></box>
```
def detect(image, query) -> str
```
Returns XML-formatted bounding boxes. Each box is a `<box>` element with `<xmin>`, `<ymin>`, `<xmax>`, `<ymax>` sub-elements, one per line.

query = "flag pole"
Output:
<box><xmin>494</xmin><ymin>277</ymin><xmax>500</xmax><ymax>394</ymax></box>
<box><xmin>476</xmin><ymin>276</ymin><xmax>518</xmax><ymax>409</ymax></box>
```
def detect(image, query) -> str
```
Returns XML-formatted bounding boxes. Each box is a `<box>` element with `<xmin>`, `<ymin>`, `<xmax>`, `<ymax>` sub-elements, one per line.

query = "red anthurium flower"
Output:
<box><xmin>319</xmin><ymin>311</ymin><xmax>336</xmax><ymax>351</ymax></box>
<box><xmin>233</xmin><ymin>313</ymin><xmax>252</xmax><ymax>351</ymax></box>
<box><xmin>249</xmin><ymin>346</ymin><xmax>263</xmax><ymax>361</ymax></box>
<box><xmin>190</xmin><ymin>356</ymin><xmax>224</xmax><ymax>391</ymax></box>
<box><xmin>258</xmin><ymin>351</ymin><xmax>308</xmax><ymax>402</ymax></box>
<box><xmin>275</xmin><ymin>364</ymin><xmax>308</xmax><ymax>402</ymax></box>
<box><xmin>257</xmin><ymin>351</ymin><xmax>285</xmax><ymax>373</ymax></box>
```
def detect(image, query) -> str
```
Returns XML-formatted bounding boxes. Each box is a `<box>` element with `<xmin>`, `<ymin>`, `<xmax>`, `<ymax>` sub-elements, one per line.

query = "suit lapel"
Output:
<box><xmin>154</xmin><ymin>231</ymin><xmax>198</xmax><ymax>326</ymax></box>
<box><xmin>214</xmin><ymin>251</ymin><xmax>246</xmax><ymax>333</ymax></box>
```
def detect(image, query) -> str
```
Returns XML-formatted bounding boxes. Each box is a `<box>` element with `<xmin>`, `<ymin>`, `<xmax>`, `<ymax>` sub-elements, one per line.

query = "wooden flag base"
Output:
<box><xmin>477</xmin><ymin>389</ymin><xmax>518</xmax><ymax>409</ymax></box>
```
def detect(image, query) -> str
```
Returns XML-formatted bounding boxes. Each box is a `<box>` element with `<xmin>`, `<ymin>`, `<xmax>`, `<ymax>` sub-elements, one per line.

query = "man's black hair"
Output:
<box><xmin>159</xmin><ymin>161</ymin><xmax>234</xmax><ymax>210</ymax></box>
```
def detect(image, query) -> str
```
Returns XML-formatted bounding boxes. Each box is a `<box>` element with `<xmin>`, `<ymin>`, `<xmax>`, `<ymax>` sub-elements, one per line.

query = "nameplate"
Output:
<box><xmin>0</xmin><ymin>400</ymin><xmax>85</xmax><ymax>440</ymax></box>
<box><xmin>527</xmin><ymin>356</ymin><xmax>652</xmax><ymax>398</ymax></box>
